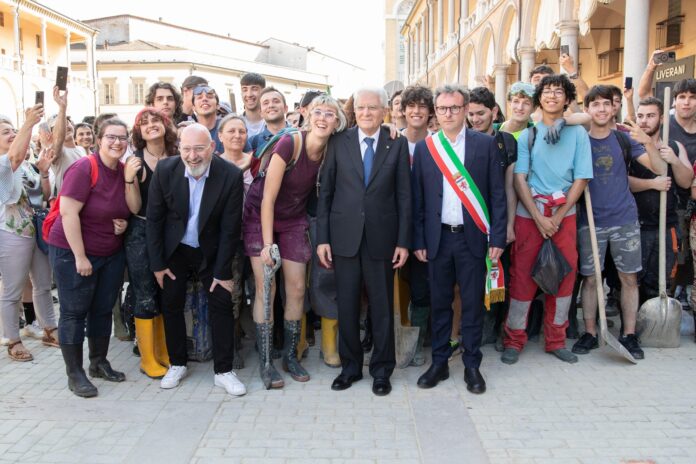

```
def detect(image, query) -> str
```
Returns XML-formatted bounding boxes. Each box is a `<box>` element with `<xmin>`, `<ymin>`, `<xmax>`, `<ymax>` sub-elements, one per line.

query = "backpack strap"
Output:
<box><xmin>527</xmin><ymin>125</ymin><xmax>537</xmax><ymax>155</ymax></box>
<box><xmin>285</xmin><ymin>131</ymin><xmax>304</xmax><ymax>171</ymax></box>
<box><xmin>88</xmin><ymin>154</ymin><xmax>99</xmax><ymax>187</ymax></box>
<box><xmin>612</xmin><ymin>129</ymin><xmax>633</xmax><ymax>169</ymax></box>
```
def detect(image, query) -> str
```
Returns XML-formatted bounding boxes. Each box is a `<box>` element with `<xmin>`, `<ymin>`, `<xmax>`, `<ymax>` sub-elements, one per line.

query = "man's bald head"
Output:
<box><xmin>179</xmin><ymin>123</ymin><xmax>214</xmax><ymax>179</ymax></box>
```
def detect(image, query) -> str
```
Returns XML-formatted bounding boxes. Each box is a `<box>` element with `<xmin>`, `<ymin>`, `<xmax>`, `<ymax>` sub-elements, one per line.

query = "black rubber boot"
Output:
<box><xmin>282</xmin><ymin>320</ymin><xmax>310</xmax><ymax>382</ymax></box>
<box><xmin>482</xmin><ymin>307</ymin><xmax>498</xmax><ymax>345</ymax></box>
<box><xmin>256</xmin><ymin>322</ymin><xmax>284</xmax><ymax>389</ymax></box>
<box><xmin>60</xmin><ymin>344</ymin><xmax>98</xmax><ymax>398</ymax></box>
<box><xmin>88</xmin><ymin>337</ymin><xmax>126</xmax><ymax>382</ymax></box>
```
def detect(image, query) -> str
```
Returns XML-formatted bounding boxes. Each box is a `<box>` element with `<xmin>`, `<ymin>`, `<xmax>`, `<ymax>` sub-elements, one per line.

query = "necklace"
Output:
<box><xmin>145</xmin><ymin>147</ymin><xmax>166</xmax><ymax>159</ymax></box>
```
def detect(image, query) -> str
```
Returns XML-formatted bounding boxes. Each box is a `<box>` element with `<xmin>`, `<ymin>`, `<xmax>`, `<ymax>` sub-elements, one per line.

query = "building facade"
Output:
<box><xmin>0</xmin><ymin>0</ymin><xmax>97</xmax><ymax>125</ymax></box>
<box><xmin>69</xmin><ymin>15</ymin><xmax>364</xmax><ymax>125</ymax></box>
<box><xmin>392</xmin><ymin>0</ymin><xmax>696</xmax><ymax>116</ymax></box>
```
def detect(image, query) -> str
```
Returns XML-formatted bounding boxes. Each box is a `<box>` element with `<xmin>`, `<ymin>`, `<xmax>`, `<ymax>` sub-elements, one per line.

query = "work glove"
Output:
<box><xmin>544</xmin><ymin>118</ymin><xmax>566</xmax><ymax>145</ymax></box>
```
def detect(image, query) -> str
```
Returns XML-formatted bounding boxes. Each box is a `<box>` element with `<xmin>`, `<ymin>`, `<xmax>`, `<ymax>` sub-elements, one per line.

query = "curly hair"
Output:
<box><xmin>533</xmin><ymin>74</ymin><xmax>576</xmax><ymax>110</ymax></box>
<box><xmin>131</xmin><ymin>107</ymin><xmax>178</xmax><ymax>155</ymax></box>
<box><xmin>400</xmin><ymin>85</ymin><xmax>434</xmax><ymax>116</ymax></box>
<box><xmin>145</xmin><ymin>82</ymin><xmax>183</xmax><ymax>122</ymax></box>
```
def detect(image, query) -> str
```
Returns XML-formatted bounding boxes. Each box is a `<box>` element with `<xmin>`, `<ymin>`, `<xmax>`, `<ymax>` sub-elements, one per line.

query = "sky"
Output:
<box><xmin>39</xmin><ymin>0</ymin><xmax>387</xmax><ymax>83</ymax></box>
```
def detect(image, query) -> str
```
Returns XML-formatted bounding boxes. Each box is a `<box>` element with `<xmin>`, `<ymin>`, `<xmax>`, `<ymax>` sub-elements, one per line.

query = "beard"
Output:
<box><xmin>641</xmin><ymin>124</ymin><xmax>660</xmax><ymax>137</ymax></box>
<box><xmin>183</xmin><ymin>158</ymin><xmax>211</xmax><ymax>178</ymax></box>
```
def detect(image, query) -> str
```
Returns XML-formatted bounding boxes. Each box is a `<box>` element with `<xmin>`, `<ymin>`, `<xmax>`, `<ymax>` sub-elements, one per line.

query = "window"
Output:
<box><xmin>228</xmin><ymin>91</ymin><xmax>237</xmax><ymax>113</ymax></box>
<box><xmin>132</xmin><ymin>82</ymin><xmax>145</xmax><ymax>105</ymax></box>
<box><xmin>656</xmin><ymin>0</ymin><xmax>683</xmax><ymax>49</ymax></box>
<box><xmin>598</xmin><ymin>28</ymin><xmax>623</xmax><ymax>77</ymax></box>
<box><xmin>103</xmin><ymin>82</ymin><xmax>115</xmax><ymax>105</ymax></box>
<box><xmin>0</xmin><ymin>13</ymin><xmax>5</xmax><ymax>27</ymax></box>
<box><xmin>36</xmin><ymin>34</ymin><xmax>40</xmax><ymax>49</ymax></box>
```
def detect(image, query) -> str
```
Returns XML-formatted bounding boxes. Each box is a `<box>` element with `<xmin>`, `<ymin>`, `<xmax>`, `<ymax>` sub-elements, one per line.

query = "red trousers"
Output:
<box><xmin>503</xmin><ymin>214</ymin><xmax>578</xmax><ymax>352</ymax></box>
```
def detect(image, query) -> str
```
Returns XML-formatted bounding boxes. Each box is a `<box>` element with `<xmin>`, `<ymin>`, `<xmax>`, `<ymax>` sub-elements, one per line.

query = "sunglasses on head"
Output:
<box><xmin>193</xmin><ymin>86</ymin><xmax>216</xmax><ymax>96</ymax></box>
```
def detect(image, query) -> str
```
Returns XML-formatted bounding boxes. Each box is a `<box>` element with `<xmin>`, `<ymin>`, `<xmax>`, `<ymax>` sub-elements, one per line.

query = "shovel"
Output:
<box><xmin>636</xmin><ymin>87</ymin><xmax>682</xmax><ymax>348</ymax></box>
<box><xmin>393</xmin><ymin>270</ymin><xmax>420</xmax><ymax>368</ymax></box>
<box><xmin>261</xmin><ymin>244</ymin><xmax>282</xmax><ymax>389</ymax></box>
<box><xmin>584</xmin><ymin>187</ymin><xmax>637</xmax><ymax>363</ymax></box>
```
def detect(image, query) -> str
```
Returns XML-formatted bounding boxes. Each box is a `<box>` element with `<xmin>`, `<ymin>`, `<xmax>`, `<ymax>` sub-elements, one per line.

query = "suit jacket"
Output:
<box><xmin>316</xmin><ymin>126</ymin><xmax>411</xmax><ymax>259</ymax></box>
<box><xmin>146</xmin><ymin>155</ymin><xmax>244</xmax><ymax>280</ymax></box>
<box><xmin>412</xmin><ymin>129</ymin><xmax>507</xmax><ymax>260</ymax></box>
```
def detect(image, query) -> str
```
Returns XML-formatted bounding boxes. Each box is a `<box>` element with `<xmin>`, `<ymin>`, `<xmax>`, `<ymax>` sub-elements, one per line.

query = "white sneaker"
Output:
<box><xmin>160</xmin><ymin>365</ymin><xmax>187</xmax><ymax>389</ymax></box>
<box><xmin>214</xmin><ymin>371</ymin><xmax>246</xmax><ymax>396</ymax></box>
<box><xmin>21</xmin><ymin>321</ymin><xmax>44</xmax><ymax>339</ymax></box>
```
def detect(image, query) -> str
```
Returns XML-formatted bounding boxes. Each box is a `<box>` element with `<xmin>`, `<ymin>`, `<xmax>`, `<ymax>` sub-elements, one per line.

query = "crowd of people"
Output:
<box><xmin>1</xmin><ymin>50</ymin><xmax>695</xmax><ymax>399</ymax></box>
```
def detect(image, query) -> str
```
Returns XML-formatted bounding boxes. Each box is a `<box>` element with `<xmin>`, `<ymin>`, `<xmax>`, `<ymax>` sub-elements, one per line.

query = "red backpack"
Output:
<box><xmin>42</xmin><ymin>154</ymin><xmax>99</xmax><ymax>242</ymax></box>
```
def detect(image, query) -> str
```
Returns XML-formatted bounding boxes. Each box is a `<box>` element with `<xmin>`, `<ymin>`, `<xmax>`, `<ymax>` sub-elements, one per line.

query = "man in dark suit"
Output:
<box><xmin>412</xmin><ymin>85</ymin><xmax>506</xmax><ymax>394</ymax></box>
<box><xmin>147</xmin><ymin>123</ymin><xmax>246</xmax><ymax>395</ymax></box>
<box><xmin>317</xmin><ymin>87</ymin><xmax>411</xmax><ymax>396</ymax></box>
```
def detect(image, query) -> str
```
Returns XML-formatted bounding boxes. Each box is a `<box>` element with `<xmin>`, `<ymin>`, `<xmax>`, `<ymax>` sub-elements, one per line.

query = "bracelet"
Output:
<box><xmin>41</xmin><ymin>175</ymin><xmax>49</xmax><ymax>179</ymax></box>
<box><xmin>125</xmin><ymin>180</ymin><xmax>134</xmax><ymax>184</ymax></box>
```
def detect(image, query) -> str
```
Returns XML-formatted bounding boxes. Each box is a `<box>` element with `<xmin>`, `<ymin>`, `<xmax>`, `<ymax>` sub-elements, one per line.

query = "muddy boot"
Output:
<box><xmin>482</xmin><ymin>307</ymin><xmax>497</xmax><ymax>345</ymax></box>
<box><xmin>255</xmin><ymin>322</ymin><xmax>284</xmax><ymax>389</ymax></box>
<box><xmin>282</xmin><ymin>320</ymin><xmax>310</xmax><ymax>382</ymax></box>
<box><xmin>88</xmin><ymin>337</ymin><xmax>126</xmax><ymax>382</ymax></box>
<box><xmin>320</xmin><ymin>317</ymin><xmax>341</xmax><ymax>367</ymax></box>
<box><xmin>61</xmin><ymin>344</ymin><xmax>98</xmax><ymax>398</ymax></box>
<box><xmin>409</xmin><ymin>305</ymin><xmax>429</xmax><ymax>367</ymax></box>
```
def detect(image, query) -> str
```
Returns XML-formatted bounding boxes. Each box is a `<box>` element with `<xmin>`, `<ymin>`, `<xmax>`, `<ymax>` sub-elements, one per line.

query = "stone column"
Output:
<box><xmin>428</xmin><ymin>1</ymin><xmax>435</xmax><ymax>56</ymax></box>
<box><xmin>519</xmin><ymin>46</ymin><xmax>536</xmax><ymax>83</ymax></box>
<box><xmin>448</xmin><ymin>0</ymin><xmax>455</xmax><ymax>39</ymax></box>
<box><xmin>65</xmin><ymin>31</ymin><xmax>71</xmax><ymax>69</ymax></box>
<box><xmin>40</xmin><ymin>19</ymin><xmax>48</xmax><ymax>66</ymax></box>
<box><xmin>558</xmin><ymin>20</ymin><xmax>579</xmax><ymax>73</ymax></box>
<box><xmin>623</xmin><ymin>0</ymin><xmax>649</xmax><ymax>108</ymax></box>
<box><xmin>420</xmin><ymin>19</ymin><xmax>426</xmax><ymax>73</ymax></box>
<box><xmin>87</xmin><ymin>34</ymin><xmax>98</xmax><ymax>115</ymax></box>
<box><xmin>494</xmin><ymin>65</ymin><xmax>509</xmax><ymax>112</ymax></box>
<box><xmin>403</xmin><ymin>36</ymin><xmax>410</xmax><ymax>84</ymax></box>
<box><xmin>437</xmin><ymin>0</ymin><xmax>444</xmax><ymax>47</ymax></box>
<box><xmin>13</xmin><ymin>7</ymin><xmax>20</xmax><ymax>62</ymax></box>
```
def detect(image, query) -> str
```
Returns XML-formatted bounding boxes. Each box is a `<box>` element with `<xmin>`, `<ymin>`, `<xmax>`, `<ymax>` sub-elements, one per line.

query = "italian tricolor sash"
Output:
<box><xmin>425</xmin><ymin>130</ymin><xmax>505</xmax><ymax>309</ymax></box>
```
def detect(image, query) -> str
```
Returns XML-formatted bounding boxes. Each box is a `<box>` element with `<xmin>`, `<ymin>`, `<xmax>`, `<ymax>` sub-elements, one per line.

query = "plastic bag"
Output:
<box><xmin>532</xmin><ymin>239</ymin><xmax>572</xmax><ymax>295</ymax></box>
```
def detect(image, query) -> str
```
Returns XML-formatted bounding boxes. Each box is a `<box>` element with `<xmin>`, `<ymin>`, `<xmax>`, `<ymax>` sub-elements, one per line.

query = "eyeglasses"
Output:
<box><xmin>435</xmin><ymin>105</ymin><xmax>464</xmax><ymax>115</ymax></box>
<box><xmin>180</xmin><ymin>145</ymin><xmax>209</xmax><ymax>155</ymax></box>
<box><xmin>310</xmin><ymin>109</ymin><xmax>337</xmax><ymax>121</ymax></box>
<box><xmin>355</xmin><ymin>105</ymin><xmax>381</xmax><ymax>113</ymax></box>
<box><xmin>103</xmin><ymin>135</ymin><xmax>128</xmax><ymax>143</ymax></box>
<box><xmin>541</xmin><ymin>89</ymin><xmax>566</xmax><ymax>98</ymax></box>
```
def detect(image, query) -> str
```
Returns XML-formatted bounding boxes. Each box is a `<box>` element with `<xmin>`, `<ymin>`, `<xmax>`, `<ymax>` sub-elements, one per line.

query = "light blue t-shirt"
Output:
<box><xmin>514</xmin><ymin>123</ymin><xmax>593</xmax><ymax>195</ymax></box>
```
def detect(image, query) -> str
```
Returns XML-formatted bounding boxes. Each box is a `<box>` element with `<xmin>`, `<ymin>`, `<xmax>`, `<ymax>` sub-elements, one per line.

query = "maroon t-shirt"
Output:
<box><xmin>244</xmin><ymin>131</ymin><xmax>321</xmax><ymax>229</ymax></box>
<box><xmin>48</xmin><ymin>154</ymin><xmax>131</xmax><ymax>256</ymax></box>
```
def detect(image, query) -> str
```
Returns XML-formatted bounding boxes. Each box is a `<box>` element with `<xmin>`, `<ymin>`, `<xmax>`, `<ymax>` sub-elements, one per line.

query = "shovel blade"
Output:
<box><xmin>599</xmin><ymin>322</ymin><xmax>637</xmax><ymax>364</ymax></box>
<box><xmin>395</xmin><ymin>314</ymin><xmax>420</xmax><ymax>369</ymax></box>
<box><xmin>636</xmin><ymin>296</ymin><xmax>682</xmax><ymax>348</ymax></box>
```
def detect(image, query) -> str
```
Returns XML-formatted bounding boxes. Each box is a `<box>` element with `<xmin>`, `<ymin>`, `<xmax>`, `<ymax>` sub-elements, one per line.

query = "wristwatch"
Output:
<box><xmin>568</xmin><ymin>72</ymin><xmax>578</xmax><ymax>79</ymax></box>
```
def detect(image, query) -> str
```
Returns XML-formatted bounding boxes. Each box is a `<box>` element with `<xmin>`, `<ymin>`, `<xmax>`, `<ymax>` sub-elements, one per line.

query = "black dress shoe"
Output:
<box><xmin>331</xmin><ymin>373</ymin><xmax>363</xmax><ymax>391</ymax></box>
<box><xmin>372</xmin><ymin>377</ymin><xmax>392</xmax><ymax>396</ymax></box>
<box><xmin>417</xmin><ymin>364</ymin><xmax>449</xmax><ymax>389</ymax></box>
<box><xmin>464</xmin><ymin>367</ymin><xmax>486</xmax><ymax>394</ymax></box>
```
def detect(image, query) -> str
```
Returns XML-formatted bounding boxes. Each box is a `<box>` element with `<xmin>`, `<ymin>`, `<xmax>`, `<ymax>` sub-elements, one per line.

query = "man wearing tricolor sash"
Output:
<box><xmin>501</xmin><ymin>74</ymin><xmax>593</xmax><ymax>365</ymax></box>
<box><xmin>412</xmin><ymin>85</ymin><xmax>507</xmax><ymax>394</ymax></box>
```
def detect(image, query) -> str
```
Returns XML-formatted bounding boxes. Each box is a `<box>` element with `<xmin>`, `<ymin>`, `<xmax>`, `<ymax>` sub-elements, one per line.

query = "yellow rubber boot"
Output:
<box><xmin>134</xmin><ymin>318</ymin><xmax>168</xmax><ymax>379</ymax></box>
<box><xmin>297</xmin><ymin>314</ymin><xmax>309</xmax><ymax>359</ymax></box>
<box><xmin>320</xmin><ymin>317</ymin><xmax>341</xmax><ymax>367</ymax></box>
<box><xmin>153</xmin><ymin>314</ymin><xmax>170</xmax><ymax>367</ymax></box>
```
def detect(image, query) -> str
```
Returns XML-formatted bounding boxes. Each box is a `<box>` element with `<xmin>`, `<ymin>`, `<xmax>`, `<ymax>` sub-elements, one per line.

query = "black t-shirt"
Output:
<box><xmin>629</xmin><ymin>141</ymin><xmax>680</xmax><ymax>228</ymax></box>
<box><xmin>134</xmin><ymin>150</ymin><xmax>154</xmax><ymax>217</ymax></box>
<box><xmin>669</xmin><ymin>115</ymin><xmax>696</xmax><ymax>208</ymax></box>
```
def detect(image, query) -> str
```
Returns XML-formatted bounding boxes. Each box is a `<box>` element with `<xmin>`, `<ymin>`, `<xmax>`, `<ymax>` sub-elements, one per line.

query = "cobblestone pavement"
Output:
<box><xmin>1</xmin><ymin>319</ymin><xmax>696</xmax><ymax>464</ymax></box>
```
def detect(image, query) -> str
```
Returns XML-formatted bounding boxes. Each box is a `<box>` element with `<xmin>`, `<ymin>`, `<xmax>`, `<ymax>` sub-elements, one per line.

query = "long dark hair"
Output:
<box><xmin>131</xmin><ymin>107</ymin><xmax>178</xmax><ymax>155</ymax></box>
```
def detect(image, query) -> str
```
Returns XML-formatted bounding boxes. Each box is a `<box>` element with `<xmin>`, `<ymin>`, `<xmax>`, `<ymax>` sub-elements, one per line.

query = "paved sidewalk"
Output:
<box><xmin>1</xmin><ymin>326</ymin><xmax>696</xmax><ymax>464</ymax></box>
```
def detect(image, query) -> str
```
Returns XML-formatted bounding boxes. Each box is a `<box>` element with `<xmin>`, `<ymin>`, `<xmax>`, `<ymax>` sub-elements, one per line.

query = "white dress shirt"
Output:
<box><xmin>441</xmin><ymin>127</ymin><xmax>466</xmax><ymax>225</ymax></box>
<box><xmin>358</xmin><ymin>128</ymin><xmax>380</xmax><ymax>160</ymax></box>
<box><xmin>181</xmin><ymin>162</ymin><xmax>211</xmax><ymax>248</ymax></box>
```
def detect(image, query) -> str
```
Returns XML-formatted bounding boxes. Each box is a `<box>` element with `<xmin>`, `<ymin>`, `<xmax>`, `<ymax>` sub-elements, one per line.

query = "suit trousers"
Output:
<box><xmin>333</xmin><ymin>236</ymin><xmax>395</xmax><ymax>379</ymax></box>
<box><xmin>161</xmin><ymin>244</ymin><xmax>236</xmax><ymax>373</ymax></box>
<box><xmin>428</xmin><ymin>229</ymin><xmax>486</xmax><ymax>368</ymax></box>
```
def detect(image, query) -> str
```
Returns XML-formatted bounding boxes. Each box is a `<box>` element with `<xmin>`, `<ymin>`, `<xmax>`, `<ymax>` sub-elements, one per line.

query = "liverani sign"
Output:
<box><xmin>654</xmin><ymin>55</ymin><xmax>695</xmax><ymax>82</ymax></box>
